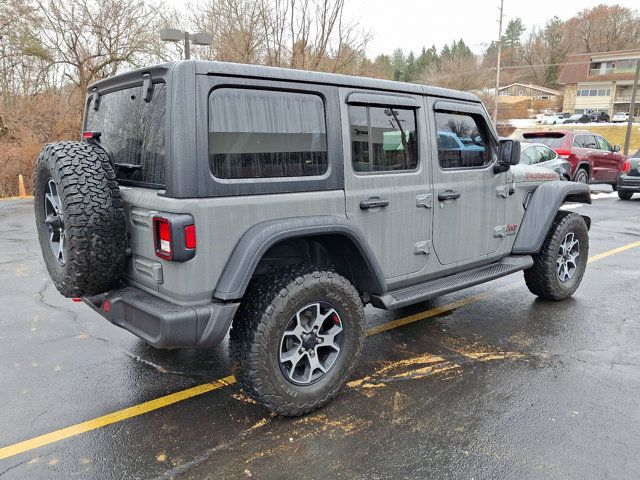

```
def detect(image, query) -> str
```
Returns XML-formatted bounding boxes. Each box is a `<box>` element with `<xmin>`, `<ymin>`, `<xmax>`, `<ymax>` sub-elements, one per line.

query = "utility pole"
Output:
<box><xmin>492</xmin><ymin>0</ymin><xmax>504</xmax><ymax>125</ymax></box>
<box><xmin>623</xmin><ymin>59</ymin><xmax>639</xmax><ymax>156</ymax></box>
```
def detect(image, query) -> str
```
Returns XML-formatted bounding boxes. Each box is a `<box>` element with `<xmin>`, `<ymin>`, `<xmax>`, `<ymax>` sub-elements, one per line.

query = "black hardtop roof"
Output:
<box><xmin>88</xmin><ymin>60</ymin><xmax>481</xmax><ymax>103</ymax></box>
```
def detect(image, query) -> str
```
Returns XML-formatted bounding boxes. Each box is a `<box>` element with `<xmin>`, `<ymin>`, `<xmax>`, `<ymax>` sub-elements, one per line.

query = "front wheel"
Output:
<box><xmin>618</xmin><ymin>190</ymin><xmax>634</xmax><ymax>200</ymax></box>
<box><xmin>229</xmin><ymin>266</ymin><xmax>364</xmax><ymax>416</ymax></box>
<box><xmin>524</xmin><ymin>211</ymin><xmax>589</xmax><ymax>300</ymax></box>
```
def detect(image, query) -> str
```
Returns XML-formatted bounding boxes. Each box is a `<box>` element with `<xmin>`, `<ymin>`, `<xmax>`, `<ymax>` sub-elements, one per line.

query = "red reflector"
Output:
<box><xmin>621</xmin><ymin>160</ymin><xmax>631</xmax><ymax>174</ymax></box>
<box><xmin>102</xmin><ymin>300</ymin><xmax>111</xmax><ymax>313</ymax></box>
<box><xmin>72</xmin><ymin>297</ymin><xmax>82</xmax><ymax>302</ymax></box>
<box><xmin>184</xmin><ymin>224</ymin><xmax>196</xmax><ymax>249</ymax></box>
<box><xmin>153</xmin><ymin>217</ymin><xmax>173</xmax><ymax>260</ymax></box>
<box><xmin>82</xmin><ymin>131</ymin><xmax>93</xmax><ymax>139</ymax></box>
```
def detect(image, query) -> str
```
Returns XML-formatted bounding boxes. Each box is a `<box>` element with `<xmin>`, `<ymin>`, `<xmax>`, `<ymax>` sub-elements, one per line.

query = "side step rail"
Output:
<box><xmin>371</xmin><ymin>255</ymin><xmax>533</xmax><ymax>310</ymax></box>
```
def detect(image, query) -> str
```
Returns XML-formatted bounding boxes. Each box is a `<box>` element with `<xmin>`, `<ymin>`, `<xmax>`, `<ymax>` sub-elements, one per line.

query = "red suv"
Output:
<box><xmin>522</xmin><ymin>130</ymin><xmax>627</xmax><ymax>188</ymax></box>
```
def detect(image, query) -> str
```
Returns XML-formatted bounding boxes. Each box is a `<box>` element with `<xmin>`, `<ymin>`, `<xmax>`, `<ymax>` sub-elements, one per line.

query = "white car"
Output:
<box><xmin>612</xmin><ymin>112</ymin><xmax>637</xmax><ymax>123</ymax></box>
<box><xmin>541</xmin><ymin>113</ymin><xmax>569</xmax><ymax>125</ymax></box>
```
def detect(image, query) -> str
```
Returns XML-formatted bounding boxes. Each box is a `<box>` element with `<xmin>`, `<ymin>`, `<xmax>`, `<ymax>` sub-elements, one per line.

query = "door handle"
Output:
<box><xmin>359</xmin><ymin>197</ymin><xmax>390</xmax><ymax>210</ymax></box>
<box><xmin>438</xmin><ymin>191</ymin><xmax>461</xmax><ymax>201</ymax></box>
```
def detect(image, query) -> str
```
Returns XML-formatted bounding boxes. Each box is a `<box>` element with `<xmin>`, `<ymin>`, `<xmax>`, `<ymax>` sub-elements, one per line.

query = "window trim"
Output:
<box><xmin>432</xmin><ymin>107</ymin><xmax>496</xmax><ymax>172</ymax></box>
<box><xmin>348</xmin><ymin>104</ymin><xmax>420</xmax><ymax>176</ymax></box>
<box><xmin>207</xmin><ymin>85</ymin><xmax>330</xmax><ymax>182</ymax></box>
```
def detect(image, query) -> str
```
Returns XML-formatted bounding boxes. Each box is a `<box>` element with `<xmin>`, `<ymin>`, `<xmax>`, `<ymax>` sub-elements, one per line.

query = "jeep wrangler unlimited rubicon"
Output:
<box><xmin>34</xmin><ymin>61</ymin><xmax>591</xmax><ymax>416</ymax></box>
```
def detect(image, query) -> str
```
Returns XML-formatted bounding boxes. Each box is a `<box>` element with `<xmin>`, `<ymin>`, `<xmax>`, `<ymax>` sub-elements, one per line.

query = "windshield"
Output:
<box><xmin>84</xmin><ymin>83</ymin><xmax>167</xmax><ymax>187</ymax></box>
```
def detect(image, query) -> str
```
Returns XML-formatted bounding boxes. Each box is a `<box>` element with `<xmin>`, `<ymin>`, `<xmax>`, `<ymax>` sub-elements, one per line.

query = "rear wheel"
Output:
<box><xmin>618</xmin><ymin>190</ymin><xmax>634</xmax><ymax>200</ymax></box>
<box><xmin>524</xmin><ymin>211</ymin><xmax>589</xmax><ymax>301</ymax></box>
<box><xmin>574</xmin><ymin>168</ymin><xmax>589</xmax><ymax>184</ymax></box>
<box><xmin>611</xmin><ymin>183</ymin><xmax>618</xmax><ymax>191</ymax></box>
<box><xmin>229</xmin><ymin>265</ymin><xmax>364</xmax><ymax>416</ymax></box>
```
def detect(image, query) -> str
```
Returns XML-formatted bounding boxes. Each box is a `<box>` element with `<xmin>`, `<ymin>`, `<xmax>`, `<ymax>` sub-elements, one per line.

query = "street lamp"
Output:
<box><xmin>160</xmin><ymin>29</ymin><xmax>213</xmax><ymax>60</ymax></box>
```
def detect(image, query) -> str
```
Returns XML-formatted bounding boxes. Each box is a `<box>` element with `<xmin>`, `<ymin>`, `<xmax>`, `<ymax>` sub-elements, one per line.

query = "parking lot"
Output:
<box><xmin>0</xmin><ymin>189</ymin><xmax>639</xmax><ymax>479</ymax></box>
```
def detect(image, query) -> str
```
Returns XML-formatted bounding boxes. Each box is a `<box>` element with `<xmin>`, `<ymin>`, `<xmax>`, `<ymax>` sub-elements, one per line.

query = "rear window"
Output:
<box><xmin>85</xmin><ymin>83</ymin><xmax>167</xmax><ymax>187</ymax></box>
<box><xmin>522</xmin><ymin>133</ymin><xmax>565</xmax><ymax>148</ymax></box>
<box><xmin>208</xmin><ymin>88</ymin><xmax>328</xmax><ymax>179</ymax></box>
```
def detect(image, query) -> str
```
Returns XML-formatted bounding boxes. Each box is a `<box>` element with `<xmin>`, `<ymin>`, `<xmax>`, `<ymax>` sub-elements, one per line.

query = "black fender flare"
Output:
<box><xmin>213</xmin><ymin>215</ymin><xmax>387</xmax><ymax>300</ymax></box>
<box><xmin>512</xmin><ymin>181</ymin><xmax>591</xmax><ymax>254</ymax></box>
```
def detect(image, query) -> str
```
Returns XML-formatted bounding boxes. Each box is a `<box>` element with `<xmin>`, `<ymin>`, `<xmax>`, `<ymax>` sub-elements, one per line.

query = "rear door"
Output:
<box><xmin>340</xmin><ymin>89</ymin><xmax>432</xmax><ymax>282</ymax></box>
<box><xmin>572</xmin><ymin>134</ymin><xmax>598</xmax><ymax>181</ymax></box>
<box><xmin>428</xmin><ymin>100</ymin><xmax>507</xmax><ymax>267</ymax></box>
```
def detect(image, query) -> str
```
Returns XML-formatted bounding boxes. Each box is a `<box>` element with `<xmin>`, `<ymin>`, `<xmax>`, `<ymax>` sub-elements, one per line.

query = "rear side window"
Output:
<box><xmin>208</xmin><ymin>89</ymin><xmax>327</xmax><ymax>179</ymax></box>
<box><xmin>349</xmin><ymin>105</ymin><xmax>418</xmax><ymax>173</ymax></box>
<box><xmin>574</xmin><ymin>135</ymin><xmax>597</xmax><ymax>149</ymax></box>
<box><xmin>85</xmin><ymin>83</ymin><xmax>167</xmax><ymax>187</ymax></box>
<box><xmin>435</xmin><ymin>111</ymin><xmax>490</xmax><ymax>169</ymax></box>
<box><xmin>522</xmin><ymin>133</ymin><xmax>565</xmax><ymax>148</ymax></box>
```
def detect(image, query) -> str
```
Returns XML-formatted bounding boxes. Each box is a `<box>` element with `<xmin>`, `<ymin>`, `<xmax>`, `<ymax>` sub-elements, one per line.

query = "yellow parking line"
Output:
<box><xmin>0</xmin><ymin>376</ymin><xmax>235</xmax><ymax>461</ymax></box>
<box><xmin>587</xmin><ymin>241</ymin><xmax>640</xmax><ymax>263</ymax></box>
<box><xmin>364</xmin><ymin>294</ymin><xmax>487</xmax><ymax>337</ymax></box>
<box><xmin>0</xmin><ymin>240</ymin><xmax>638</xmax><ymax>462</ymax></box>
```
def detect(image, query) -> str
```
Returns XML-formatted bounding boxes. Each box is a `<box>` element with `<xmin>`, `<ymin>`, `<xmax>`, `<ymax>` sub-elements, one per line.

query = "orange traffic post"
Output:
<box><xmin>18</xmin><ymin>174</ymin><xmax>27</xmax><ymax>197</ymax></box>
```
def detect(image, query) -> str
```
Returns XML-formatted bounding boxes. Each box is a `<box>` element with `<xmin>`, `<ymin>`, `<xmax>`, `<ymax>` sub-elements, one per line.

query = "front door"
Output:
<box><xmin>594</xmin><ymin>135</ymin><xmax>621</xmax><ymax>182</ymax></box>
<box><xmin>429</xmin><ymin>100</ymin><xmax>507</xmax><ymax>267</ymax></box>
<box><xmin>340</xmin><ymin>89</ymin><xmax>432</xmax><ymax>282</ymax></box>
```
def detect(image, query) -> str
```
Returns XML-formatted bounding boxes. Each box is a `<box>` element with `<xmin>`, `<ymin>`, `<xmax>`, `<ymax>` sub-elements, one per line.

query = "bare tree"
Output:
<box><xmin>185</xmin><ymin>0</ymin><xmax>369</xmax><ymax>74</ymax></box>
<box><xmin>36</xmin><ymin>0</ymin><xmax>159</xmax><ymax>93</ymax></box>
<box><xmin>423</xmin><ymin>54</ymin><xmax>490</xmax><ymax>92</ymax></box>
<box><xmin>571</xmin><ymin>4</ymin><xmax>640</xmax><ymax>53</ymax></box>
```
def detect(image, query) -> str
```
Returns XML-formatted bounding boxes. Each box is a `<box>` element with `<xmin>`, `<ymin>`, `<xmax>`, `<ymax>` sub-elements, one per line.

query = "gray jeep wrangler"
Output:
<box><xmin>34</xmin><ymin>61</ymin><xmax>591</xmax><ymax>416</ymax></box>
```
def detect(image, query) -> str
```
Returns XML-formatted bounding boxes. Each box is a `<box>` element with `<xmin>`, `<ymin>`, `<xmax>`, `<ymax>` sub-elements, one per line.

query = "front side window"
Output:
<box><xmin>520</xmin><ymin>148</ymin><xmax>535</xmax><ymax>165</ymax></box>
<box><xmin>435</xmin><ymin>111</ymin><xmax>491</xmax><ymax>169</ymax></box>
<box><xmin>538</xmin><ymin>146</ymin><xmax>557</xmax><ymax>161</ymax></box>
<box><xmin>349</xmin><ymin>105</ymin><xmax>418</xmax><ymax>173</ymax></box>
<box><xmin>596</xmin><ymin>136</ymin><xmax>611</xmax><ymax>151</ymax></box>
<box><xmin>85</xmin><ymin>82</ymin><xmax>167</xmax><ymax>186</ymax></box>
<box><xmin>208</xmin><ymin>89</ymin><xmax>327</xmax><ymax>179</ymax></box>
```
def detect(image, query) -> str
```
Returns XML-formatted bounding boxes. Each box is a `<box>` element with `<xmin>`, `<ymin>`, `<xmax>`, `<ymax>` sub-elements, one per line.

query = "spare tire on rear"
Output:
<box><xmin>34</xmin><ymin>141</ymin><xmax>127</xmax><ymax>297</ymax></box>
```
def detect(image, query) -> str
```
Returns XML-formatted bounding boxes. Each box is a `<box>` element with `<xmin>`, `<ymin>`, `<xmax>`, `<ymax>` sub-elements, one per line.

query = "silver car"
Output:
<box><xmin>520</xmin><ymin>142</ymin><xmax>571</xmax><ymax>180</ymax></box>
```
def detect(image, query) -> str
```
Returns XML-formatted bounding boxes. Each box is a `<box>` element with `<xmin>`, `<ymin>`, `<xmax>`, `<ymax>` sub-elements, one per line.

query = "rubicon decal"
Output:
<box><xmin>494</xmin><ymin>224</ymin><xmax>519</xmax><ymax>238</ymax></box>
<box><xmin>524</xmin><ymin>172</ymin><xmax>558</xmax><ymax>181</ymax></box>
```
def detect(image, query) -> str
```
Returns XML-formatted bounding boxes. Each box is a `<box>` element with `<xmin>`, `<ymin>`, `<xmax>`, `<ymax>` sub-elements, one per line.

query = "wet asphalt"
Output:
<box><xmin>0</xmin><ymin>188</ymin><xmax>639</xmax><ymax>479</ymax></box>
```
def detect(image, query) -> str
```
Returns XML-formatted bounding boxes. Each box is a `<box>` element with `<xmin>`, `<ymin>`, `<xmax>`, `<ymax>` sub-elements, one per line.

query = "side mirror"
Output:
<box><xmin>613</xmin><ymin>145</ymin><xmax>621</xmax><ymax>152</ymax></box>
<box><xmin>495</xmin><ymin>139</ymin><xmax>520</xmax><ymax>173</ymax></box>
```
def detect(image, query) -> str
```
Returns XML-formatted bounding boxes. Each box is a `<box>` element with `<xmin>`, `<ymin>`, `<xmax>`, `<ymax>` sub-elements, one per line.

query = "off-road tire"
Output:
<box><xmin>618</xmin><ymin>189</ymin><xmax>633</xmax><ymax>200</ymax></box>
<box><xmin>229</xmin><ymin>265</ymin><xmax>364</xmax><ymax>416</ymax></box>
<box><xmin>574</xmin><ymin>168</ymin><xmax>589</xmax><ymax>184</ymax></box>
<box><xmin>34</xmin><ymin>141</ymin><xmax>127</xmax><ymax>297</ymax></box>
<box><xmin>524</xmin><ymin>211</ymin><xmax>589</xmax><ymax>301</ymax></box>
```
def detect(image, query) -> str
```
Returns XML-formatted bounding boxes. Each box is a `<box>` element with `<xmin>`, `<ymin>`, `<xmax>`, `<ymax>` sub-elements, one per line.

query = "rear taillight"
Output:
<box><xmin>621</xmin><ymin>159</ymin><xmax>631</xmax><ymax>174</ymax></box>
<box><xmin>555</xmin><ymin>148</ymin><xmax>572</xmax><ymax>159</ymax></box>
<box><xmin>153</xmin><ymin>216</ymin><xmax>173</xmax><ymax>260</ymax></box>
<box><xmin>152</xmin><ymin>215</ymin><xmax>196</xmax><ymax>262</ymax></box>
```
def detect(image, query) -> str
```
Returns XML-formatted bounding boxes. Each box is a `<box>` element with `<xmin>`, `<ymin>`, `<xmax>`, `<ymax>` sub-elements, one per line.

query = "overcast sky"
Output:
<box><xmin>343</xmin><ymin>0</ymin><xmax>639</xmax><ymax>57</ymax></box>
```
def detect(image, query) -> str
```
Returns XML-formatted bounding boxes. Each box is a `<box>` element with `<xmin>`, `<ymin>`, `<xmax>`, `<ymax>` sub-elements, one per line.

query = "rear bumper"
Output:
<box><xmin>618</xmin><ymin>175</ymin><xmax>640</xmax><ymax>191</ymax></box>
<box><xmin>84</xmin><ymin>287</ymin><xmax>239</xmax><ymax>349</ymax></box>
